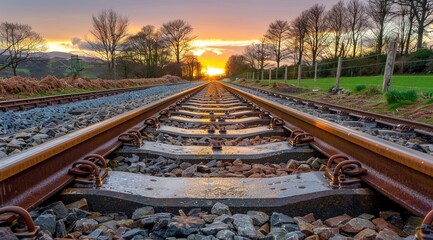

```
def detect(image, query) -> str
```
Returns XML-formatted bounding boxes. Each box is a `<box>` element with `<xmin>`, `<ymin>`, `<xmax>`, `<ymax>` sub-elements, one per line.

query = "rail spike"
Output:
<box><xmin>144</xmin><ymin>117</ymin><xmax>160</xmax><ymax>129</ymax></box>
<box><xmin>288</xmin><ymin>129</ymin><xmax>314</xmax><ymax>147</ymax></box>
<box><xmin>68</xmin><ymin>154</ymin><xmax>109</xmax><ymax>188</ymax></box>
<box><xmin>0</xmin><ymin>206</ymin><xmax>40</xmax><ymax>238</ymax></box>
<box><xmin>394</xmin><ymin>124</ymin><xmax>415</xmax><ymax>133</ymax></box>
<box><xmin>271</xmin><ymin>118</ymin><xmax>285</xmax><ymax>130</ymax></box>
<box><xmin>325</xmin><ymin>154</ymin><xmax>367</xmax><ymax>189</ymax></box>
<box><xmin>118</xmin><ymin>130</ymin><xmax>143</xmax><ymax>148</ymax></box>
<box><xmin>158</xmin><ymin>109</ymin><xmax>170</xmax><ymax>121</ymax></box>
<box><xmin>416</xmin><ymin>209</ymin><xmax>433</xmax><ymax>240</ymax></box>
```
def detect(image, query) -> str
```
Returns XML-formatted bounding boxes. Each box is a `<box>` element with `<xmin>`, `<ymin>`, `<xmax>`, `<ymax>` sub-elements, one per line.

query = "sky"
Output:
<box><xmin>0</xmin><ymin>0</ymin><xmax>343</xmax><ymax>75</ymax></box>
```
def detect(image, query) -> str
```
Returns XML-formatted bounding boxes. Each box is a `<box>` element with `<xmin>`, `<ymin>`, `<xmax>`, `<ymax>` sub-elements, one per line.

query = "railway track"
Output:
<box><xmin>0</xmin><ymin>81</ymin><xmax>432</xmax><ymax>239</ymax></box>
<box><xmin>228</xmin><ymin>82</ymin><xmax>433</xmax><ymax>156</ymax></box>
<box><xmin>0</xmin><ymin>83</ymin><xmax>183</xmax><ymax>112</ymax></box>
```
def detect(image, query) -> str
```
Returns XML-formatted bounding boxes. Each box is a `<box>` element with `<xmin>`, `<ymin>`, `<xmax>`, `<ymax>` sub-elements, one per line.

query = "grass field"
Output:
<box><xmin>249</xmin><ymin>75</ymin><xmax>433</xmax><ymax>93</ymax></box>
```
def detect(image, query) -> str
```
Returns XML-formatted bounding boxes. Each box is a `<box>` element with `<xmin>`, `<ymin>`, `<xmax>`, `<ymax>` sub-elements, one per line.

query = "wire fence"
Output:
<box><xmin>238</xmin><ymin>52</ymin><xmax>433</xmax><ymax>93</ymax></box>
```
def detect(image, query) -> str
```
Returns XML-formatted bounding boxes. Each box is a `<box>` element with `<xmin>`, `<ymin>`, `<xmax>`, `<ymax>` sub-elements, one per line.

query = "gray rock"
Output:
<box><xmin>49</xmin><ymin>201</ymin><xmax>69</xmax><ymax>220</ymax></box>
<box><xmin>125</xmin><ymin>154</ymin><xmax>140</xmax><ymax>163</ymax></box>
<box><xmin>376</xmin><ymin>228</ymin><xmax>402</xmax><ymax>240</ymax></box>
<box><xmin>146</xmin><ymin>165</ymin><xmax>161</xmax><ymax>174</ymax></box>
<box><xmin>35</xmin><ymin>230</ymin><xmax>54</xmax><ymax>240</ymax></box>
<box><xmin>216</xmin><ymin>229</ymin><xmax>236</xmax><ymax>240</ymax></box>
<box><xmin>202</xmin><ymin>236</ymin><xmax>219</xmax><ymax>240</ymax></box>
<box><xmin>14</xmin><ymin>132</ymin><xmax>32</xmax><ymax>139</ymax></box>
<box><xmin>232</xmin><ymin>214</ymin><xmax>257</xmax><ymax>239</ymax></box>
<box><xmin>8</xmin><ymin>139</ymin><xmax>25</xmax><ymax>147</ymax></box>
<box><xmin>234</xmin><ymin>237</ymin><xmax>250</xmax><ymax>240</ymax></box>
<box><xmin>211</xmin><ymin>202</ymin><xmax>232</xmax><ymax>216</ymax></box>
<box><xmin>206</xmin><ymin>160</ymin><xmax>218</xmax><ymax>168</ymax></box>
<box><xmin>86</xmin><ymin>228</ymin><xmax>104</xmax><ymax>238</ymax></box>
<box><xmin>267</xmin><ymin>227</ymin><xmax>288</xmax><ymax>239</ymax></box>
<box><xmin>214</xmin><ymin>214</ymin><xmax>233</xmax><ymax>224</ymax></box>
<box><xmin>201</xmin><ymin>222</ymin><xmax>230</xmax><ymax>235</ymax></box>
<box><xmin>187</xmin><ymin>208</ymin><xmax>203</xmax><ymax>216</ymax></box>
<box><xmin>101</xmin><ymin>220</ymin><xmax>118</xmax><ymax>230</ymax></box>
<box><xmin>180</xmin><ymin>162</ymin><xmax>193</xmax><ymax>170</ymax></box>
<box><xmin>157</xmin><ymin>133</ymin><xmax>165</xmax><ymax>142</ymax></box>
<box><xmin>358</xmin><ymin>213</ymin><xmax>375</xmax><ymax>220</ymax></box>
<box><xmin>95</xmin><ymin>215</ymin><xmax>113</xmax><ymax>223</ymax></box>
<box><xmin>132</xmin><ymin>206</ymin><xmax>155</xmax><ymax>220</ymax></box>
<box><xmin>54</xmin><ymin>220</ymin><xmax>67</xmax><ymax>238</ymax></box>
<box><xmin>403</xmin><ymin>216</ymin><xmax>423</xmax><ymax>236</ymax></box>
<box><xmin>34</xmin><ymin>214</ymin><xmax>57</xmax><ymax>234</ymax></box>
<box><xmin>202</xmin><ymin>214</ymin><xmax>219</xmax><ymax>223</ymax></box>
<box><xmin>122</xmin><ymin>228</ymin><xmax>149</xmax><ymax>240</ymax></box>
<box><xmin>74</xmin><ymin>218</ymin><xmax>99</xmax><ymax>234</ymax></box>
<box><xmin>182</xmin><ymin>164</ymin><xmax>198</xmax><ymax>177</ymax></box>
<box><xmin>284</xmin><ymin>231</ymin><xmax>306</xmax><ymax>240</ymax></box>
<box><xmin>247</xmin><ymin>211</ymin><xmax>269</xmax><ymax>226</ymax></box>
<box><xmin>0</xmin><ymin>151</ymin><xmax>8</xmax><ymax>158</ymax></box>
<box><xmin>282</xmin><ymin>223</ymin><xmax>300</xmax><ymax>233</ymax></box>
<box><xmin>0</xmin><ymin>227</ymin><xmax>19</xmax><ymax>240</ymax></box>
<box><xmin>165</xmin><ymin>216</ymin><xmax>204</xmax><ymax>237</ymax></box>
<box><xmin>73</xmin><ymin>208</ymin><xmax>91</xmax><ymax>219</ymax></box>
<box><xmin>271</xmin><ymin>213</ymin><xmax>295</xmax><ymax>227</ymax></box>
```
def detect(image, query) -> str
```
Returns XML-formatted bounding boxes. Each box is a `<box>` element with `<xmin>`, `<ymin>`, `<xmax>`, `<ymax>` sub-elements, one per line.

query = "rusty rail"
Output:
<box><xmin>222</xmin><ymin>82</ymin><xmax>433</xmax><ymax>217</ymax></box>
<box><xmin>231</xmin><ymin>83</ymin><xmax>433</xmax><ymax>133</ymax></box>
<box><xmin>0</xmin><ymin>82</ymin><xmax>186</xmax><ymax>112</ymax></box>
<box><xmin>0</xmin><ymin>83</ymin><xmax>206</xmax><ymax>210</ymax></box>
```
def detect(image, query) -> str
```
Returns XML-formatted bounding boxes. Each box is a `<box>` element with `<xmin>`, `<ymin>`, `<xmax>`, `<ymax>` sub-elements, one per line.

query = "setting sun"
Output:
<box><xmin>205</xmin><ymin>66</ymin><xmax>225</xmax><ymax>76</ymax></box>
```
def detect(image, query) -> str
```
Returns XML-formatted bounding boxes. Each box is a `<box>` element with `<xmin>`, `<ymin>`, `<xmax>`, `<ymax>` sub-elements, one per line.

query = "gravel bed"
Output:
<box><xmin>0</xmin><ymin>83</ymin><xmax>201</xmax><ymax>159</ymax></box>
<box><xmin>229</xmin><ymin>84</ymin><xmax>433</xmax><ymax>156</ymax></box>
<box><xmin>112</xmin><ymin>155</ymin><xmax>324</xmax><ymax>178</ymax></box>
<box><xmin>143</xmin><ymin>132</ymin><xmax>287</xmax><ymax>147</ymax></box>
<box><xmin>11</xmin><ymin>200</ymin><xmax>419</xmax><ymax>239</ymax></box>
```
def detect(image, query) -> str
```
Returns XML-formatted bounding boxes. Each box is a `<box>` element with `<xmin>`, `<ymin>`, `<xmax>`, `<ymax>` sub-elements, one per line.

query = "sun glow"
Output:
<box><xmin>46</xmin><ymin>41</ymin><xmax>74</xmax><ymax>52</ymax></box>
<box><xmin>205</xmin><ymin>66</ymin><xmax>225</xmax><ymax>76</ymax></box>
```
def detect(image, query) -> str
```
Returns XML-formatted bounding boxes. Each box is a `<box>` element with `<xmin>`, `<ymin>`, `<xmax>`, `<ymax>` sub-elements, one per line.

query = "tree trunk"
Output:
<box><xmin>12</xmin><ymin>66</ymin><xmax>17</xmax><ymax>76</ymax></box>
<box><xmin>405</xmin><ymin>18</ymin><xmax>413</xmax><ymax>55</ymax></box>
<box><xmin>416</xmin><ymin>24</ymin><xmax>424</xmax><ymax>49</ymax></box>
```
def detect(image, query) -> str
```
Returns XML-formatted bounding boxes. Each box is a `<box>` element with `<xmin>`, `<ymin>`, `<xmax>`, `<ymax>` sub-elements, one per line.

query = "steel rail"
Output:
<box><xmin>230</xmin><ymin>83</ymin><xmax>433</xmax><ymax>133</ymax></box>
<box><xmin>0</xmin><ymin>82</ymin><xmax>186</xmax><ymax>112</ymax></box>
<box><xmin>222</xmin><ymin>82</ymin><xmax>433</xmax><ymax>217</ymax></box>
<box><xmin>0</xmin><ymin>83</ymin><xmax>207</xmax><ymax>210</ymax></box>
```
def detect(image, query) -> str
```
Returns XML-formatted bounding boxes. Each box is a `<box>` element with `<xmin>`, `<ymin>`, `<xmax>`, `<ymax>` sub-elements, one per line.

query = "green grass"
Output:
<box><xmin>244</xmin><ymin>75</ymin><xmax>433</xmax><ymax>92</ymax></box>
<box><xmin>385</xmin><ymin>90</ymin><xmax>418</xmax><ymax>110</ymax></box>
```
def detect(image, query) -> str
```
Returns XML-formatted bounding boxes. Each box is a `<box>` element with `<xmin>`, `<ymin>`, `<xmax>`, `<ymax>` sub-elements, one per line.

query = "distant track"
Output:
<box><xmin>0</xmin><ymin>82</ymin><xmax>185</xmax><ymax>112</ymax></box>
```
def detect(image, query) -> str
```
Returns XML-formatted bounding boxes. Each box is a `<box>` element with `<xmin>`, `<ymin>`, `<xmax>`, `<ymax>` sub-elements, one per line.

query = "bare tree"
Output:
<box><xmin>87</xmin><ymin>9</ymin><xmax>128</xmax><ymax>78</ymax></box>
<box><xmin>347</xmin><ymin>0</ymin><xmax>369</xmax><ymax>57</ymax></box>
<box><xmin>182</xmin><ymin>54</ymin><xmax>200</xmax><ymax>79</ymax></box>
<box><xmin>326</xmin><ymin>1</ymin><xmax>349</xmax><ymax>58</ymax></box>
<box><xmin>123</xmin><ymin>25</ymin><xmax>170</xmax><ymax>77</ymax></box>
<box><xmin>368</xmin><ymin>0</ymin><xmax>394</xmax><ymax>54</ymax></box>
<box><xmin>264</xmin><ymin>20</ymin><xmax>290</xmax><ymax>77</ymax></box>
<box><xmin>394</xmin><ymin>4</ymin><xmax>416</xmax><ymax>55</ymax></box>
<box><xmin>161</xmin><ymin>19</ymin><xmax>196</xmax><ymax>64</ymax></box>
<box><xmin>289</xmin><ymin>11</ymin><xmax>309</xmax><ymax>65</ymax></box>
<box><xmin>396</xmin><ymin>0</ymin><xmax>433</xmax><ymax>50</ymax></box>
<box><xmin>0</xmin><ymin>22</ymin><xmax>46</xmax><ymax>76</ymax></box>
<box><xmin>305</xmin><ymin>4</ymin><xmax>329</xmax><ymax>66</ymax></box>
<box><xmin>243</xmin><ymin>44</ymin><xmax>259</xmax><ymax>70</ymax></box>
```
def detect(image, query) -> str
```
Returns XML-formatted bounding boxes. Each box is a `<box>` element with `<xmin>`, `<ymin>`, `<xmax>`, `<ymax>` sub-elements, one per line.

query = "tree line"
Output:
<box><xmin>226</xmin><ymin>0</ymin><xmax>433</xmax><ymax>78</ymax></box>
<box><xmin>0</xmin><ymin>9</ymin><xmax>200</xmax><ymax>79</ymax></box>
